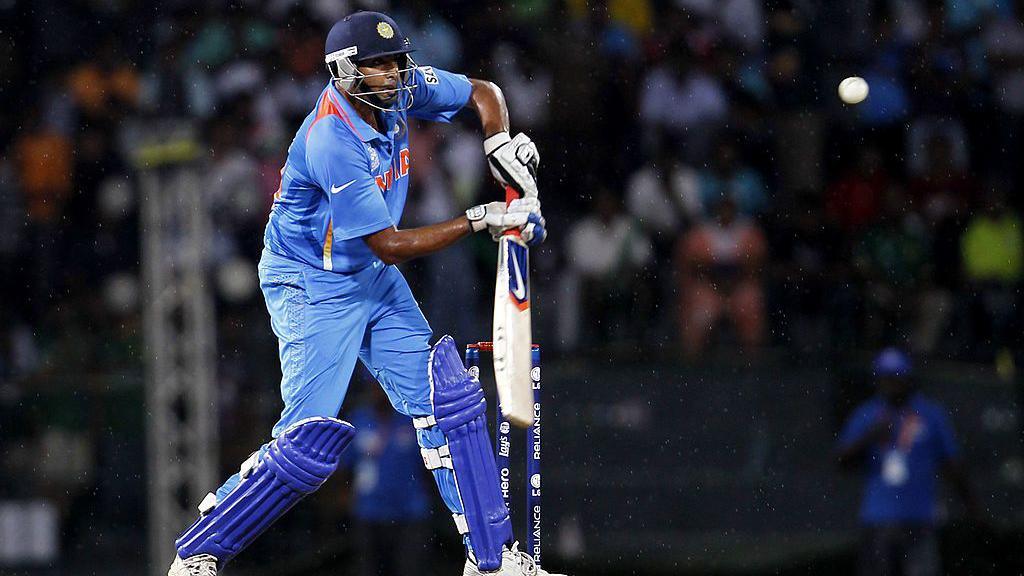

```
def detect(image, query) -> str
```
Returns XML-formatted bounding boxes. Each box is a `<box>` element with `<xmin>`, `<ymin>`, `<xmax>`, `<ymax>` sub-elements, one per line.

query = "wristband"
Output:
<box><xmin>465</xmin><ymin>205</ymin><xmax>487</xmax><ymax>233</ymax></box>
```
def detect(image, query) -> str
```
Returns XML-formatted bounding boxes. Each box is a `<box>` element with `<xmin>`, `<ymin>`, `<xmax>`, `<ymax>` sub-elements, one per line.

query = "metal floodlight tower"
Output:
<box><xmin>132</xmin><ymin>121</ymin><xmax>217</xmax><ymax>575</ymax></box>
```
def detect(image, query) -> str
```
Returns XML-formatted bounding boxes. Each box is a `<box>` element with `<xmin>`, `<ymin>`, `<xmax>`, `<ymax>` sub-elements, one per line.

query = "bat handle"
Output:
<box><xmin>504</xmin><ymin>185</ymin><xmax>521</xmax><ymax>238</ymax></box>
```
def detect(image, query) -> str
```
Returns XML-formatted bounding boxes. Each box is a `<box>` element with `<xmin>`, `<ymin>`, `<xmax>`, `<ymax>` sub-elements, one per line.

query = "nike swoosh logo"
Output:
<box><xmin>330</xmin><ymin>180</ymin><xmax>357</xmax><ymax>194</ymax></box>
<box><xmin>510</xmin><ymin>248</ymin><xmax>527</xmax><ymax>300</ymax></box>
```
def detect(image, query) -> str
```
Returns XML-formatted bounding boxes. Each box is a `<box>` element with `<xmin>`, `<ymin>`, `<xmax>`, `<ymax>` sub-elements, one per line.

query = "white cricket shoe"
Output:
<box><xmin>167</xmin><ymin>554</ymin><xmax>218</xmax><ymax>576</ymax></box>
<box><xmin>462</xmin><ymin>542</ymin><xmax>568</xmax><ymax>576</ymax></box>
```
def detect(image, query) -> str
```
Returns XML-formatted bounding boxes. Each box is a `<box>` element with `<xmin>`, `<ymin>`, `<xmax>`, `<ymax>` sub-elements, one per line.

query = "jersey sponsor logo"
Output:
<box><xmin>421</xmin><ymin>66</ymin><xmax>439</xmax><ymax>85</ymax></box>
<box><xmin>374</xmin><ymin>148</ymin><xmax>411</xmax><ymax>192</ymax></box>
<box><xmin>331</xmin><ymin>179</ymin><xmax>357</xmax><ymax>194</ymax></box>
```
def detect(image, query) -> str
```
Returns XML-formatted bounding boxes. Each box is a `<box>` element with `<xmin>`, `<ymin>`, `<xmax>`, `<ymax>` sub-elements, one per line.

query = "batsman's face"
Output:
<box><xmin>357</xmin><ymin>56</ymin><xmax>401</xmax><ymax>104</ymax></box>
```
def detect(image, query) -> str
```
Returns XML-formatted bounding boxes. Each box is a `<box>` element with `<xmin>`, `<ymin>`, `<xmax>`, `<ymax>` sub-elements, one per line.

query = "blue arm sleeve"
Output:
<box><xmin>306</xmin><ymin>121</ymin><xmax>394</xmax><ymax>241</ymax></box>
<box><xmin>837</xmin><ymin>405</ymin><xmax>874</xmax><ymax>450</ymax></box>
<box><xmin>409</xmin><ymin>66</ymin><xmax>473</xmax><ymax>122</ymax></box>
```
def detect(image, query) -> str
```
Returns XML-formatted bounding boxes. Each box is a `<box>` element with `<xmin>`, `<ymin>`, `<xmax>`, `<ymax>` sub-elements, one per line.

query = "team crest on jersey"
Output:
<box><xmin>377</xmin><ymin>21</ymin><xmax>394</xmax><ymax>39</ymax></box>
<box><xmin>366</xmin><ymin>146</ymin><xmax>380</xmax><ymax>171</ymax></box>
<box><xmin>420</xmin><ymin>66</ymin><xmax>439</xmax><ymax>85</ymax></box>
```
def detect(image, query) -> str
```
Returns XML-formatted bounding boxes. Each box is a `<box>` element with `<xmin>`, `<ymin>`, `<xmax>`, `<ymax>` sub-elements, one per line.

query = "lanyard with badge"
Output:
<box><xmin>881</xmin><ymin>411</ymin><xmax>921</xmax><ymax>486</ymax></box>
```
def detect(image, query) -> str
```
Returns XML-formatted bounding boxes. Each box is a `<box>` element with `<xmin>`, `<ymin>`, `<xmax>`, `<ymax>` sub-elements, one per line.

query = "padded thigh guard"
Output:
<box><xmin>175</xmin><ymin>417</ymin><xmax>355</xmax><ymax>565</ymax></box>
<box><xmin>424</xmin><ymin>336</ymin><xmax>513</xmax><ymax>571</ymax></box>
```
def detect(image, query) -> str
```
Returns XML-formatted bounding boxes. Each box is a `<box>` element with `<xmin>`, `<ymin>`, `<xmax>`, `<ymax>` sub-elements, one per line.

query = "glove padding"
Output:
<box><xmin>519</xmin><ymin>212</ymin><xmax>547</xmax><ymax>247</ymax></box>
<box><xmin>484</xmin><ymin>132</ymin><xmax>539</xmax><ymax>198</ymax></box>
<box><xmin>493</xmin><ymin>198</ymin><xmax>546</xmax><ymax>247</ymax></box>
<box><xmin>466</xmin><ymin>197</ymin><xmax>546</xmax><ymax>246</ymax></box>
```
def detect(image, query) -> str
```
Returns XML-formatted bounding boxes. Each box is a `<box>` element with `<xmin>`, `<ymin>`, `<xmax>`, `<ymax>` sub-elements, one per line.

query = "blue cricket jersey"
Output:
<box><xmin>264</xmin><ymin>66</ymin><xmax>473</xmax><ymax>272</ymax></box>
<box><xmin>837</xmin><ymin>393</ymin><xmax>960</xmax><ymax>525</ymax></box>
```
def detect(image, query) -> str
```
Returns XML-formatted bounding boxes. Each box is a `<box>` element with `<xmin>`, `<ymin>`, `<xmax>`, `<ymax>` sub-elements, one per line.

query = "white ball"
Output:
<box><xmin>838</xmin><ymin>76</ymin><xmax>869</xmax><ymax>105</ymax></box>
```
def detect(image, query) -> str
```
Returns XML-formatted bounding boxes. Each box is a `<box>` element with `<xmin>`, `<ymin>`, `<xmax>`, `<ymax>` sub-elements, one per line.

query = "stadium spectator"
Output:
<box><xmin>14</xmin><ymin>107</ymin><xmax>73</xmax><ymax>226</ymax></box>
<box><xmin>852</xmin><ymin>186</ymin><xmax>930</xmax><ymax>346</ymax></box>
<box><xmin>490</xmin><ymin>43</ymin><xmax>553</xmax><ymax>133</ymax></box>
<box><xmin>66</xmin><ymin>34</ymin><xmax>141</xmax><ymax>122</ymax></box>
<box><xmin>625</xmin><ymin>144</ymin><xmax>699</xmax><ymax>340</ymax></box>
<box><xmin>960</xmin><ymin>187</ymin><xmax>1023</xmax><ymax>358</ymax></box>
<box><xmin>562</xmin><ymin>190</ymin><xmax>653</xmax><ymax>347</ymax></box>
<box><xmin>906</xmin><ymin>135</ymin><xmax>974</xmax><ymax>352</ymax></box>
<box><xmin>639</xmin><ymin>44</ymin><xmax>729</xmax><ymax>160</ymax></box>
<box><xmin>677</xmin><ymin>195</ymin><xmax>766</xmax><ymax>358</ymax></box>
<box><xmin>696</xmin><ymin>139</ymin><xmax>768</xmax><ymax>218</ymax></box>
<box><xmin>983</xmin><ymin>2</ymin><xmax>1024</xmax><ymax>182</ymax></box>
<box><xmin>625</xmin><ymin>144</ymin><xmax>697</xmax><ymax>244</ymax></box>
<box><xmin>826</xmin><ymin>147</ymin><xmax>890</xmax><ymax>235</ymax></box>
<box><xmin>836</xmin><ymin>348</ymin><xmax>977</xmax><ymax>576</ymax></box>
<box><xmin>204</xmin><ymin>116</ymin><xmax>264</xmax><ymax>261</ymax></box>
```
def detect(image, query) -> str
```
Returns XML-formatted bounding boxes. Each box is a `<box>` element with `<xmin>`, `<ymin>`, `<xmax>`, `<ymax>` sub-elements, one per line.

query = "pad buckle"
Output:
<box><xmin>453</xmin><ymin>513</ymin><xmax>469</xmax><ymax>534</ymax></box>
<box><xmin>412</xmin><ymin>415</ymin><xmax>437</xmax><ymax>429</ymax></box>
<box><xmin>420</xmin><ymin>444</ymin><xmax>453</xmax><ymax>470</ymax></box>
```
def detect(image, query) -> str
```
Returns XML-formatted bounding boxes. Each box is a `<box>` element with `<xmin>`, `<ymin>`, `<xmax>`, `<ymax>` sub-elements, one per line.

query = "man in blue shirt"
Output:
<box><xmin>169</xmin><ymin>11</ymin><xmax>558</xmax><ymax>576</ymax></box>
<box><xmin>344</xmin><ymin>388</ymin><xmax>432</xmax><ymax>576</ymax></box>
<box><xmin>836</xmin><ymin>348</ymin><xmax>977</xmax><ymax>576</ymax></box>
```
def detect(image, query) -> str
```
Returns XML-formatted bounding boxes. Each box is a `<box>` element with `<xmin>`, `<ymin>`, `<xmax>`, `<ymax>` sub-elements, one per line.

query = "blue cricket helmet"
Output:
<box><xmin>324</xmin><ymin>11</ymin><xmax>418</xmax><ymax>111</ymax></box>
<box><xmin>873</xmin><ymin>347</ymin><xmax>912</xmax><ymax>378</ymax></box>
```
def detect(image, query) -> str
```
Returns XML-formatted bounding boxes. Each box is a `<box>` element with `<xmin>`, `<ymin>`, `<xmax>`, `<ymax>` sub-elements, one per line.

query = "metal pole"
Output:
<box><xmin>137</xmin><ymin>125</ymin><xmax>215</xmax><ymax>574</ymax></box>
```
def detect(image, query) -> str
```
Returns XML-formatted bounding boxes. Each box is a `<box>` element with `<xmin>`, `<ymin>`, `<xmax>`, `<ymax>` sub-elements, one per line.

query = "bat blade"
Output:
<box><xmin>493</xmin><ymin>233</ymin><xmax>533</xmax><ymax>428</ymax></box>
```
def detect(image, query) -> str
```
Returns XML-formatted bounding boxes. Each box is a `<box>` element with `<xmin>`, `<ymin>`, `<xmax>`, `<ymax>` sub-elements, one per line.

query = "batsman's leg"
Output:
<box><xmin>422</xmin><ymin>335</ymin><xmax>514</xmax><ymax>570</ymax></box>
<box><xmin>169</xmin><ymin>252</ymin><xmax>372</xmax><ymax>573</ymax></box>
<box><xmin>359</xmin><ymin>266</ymin><xmax>512</xmax><ymax>571</ymax></box>
<box><xmin>173</xmin><ymin>418</ymin><xmax>355</xmax><ymax>564</ymax></box>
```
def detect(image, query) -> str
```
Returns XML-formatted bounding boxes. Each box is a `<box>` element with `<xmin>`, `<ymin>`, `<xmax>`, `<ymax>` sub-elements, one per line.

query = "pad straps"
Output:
<box><xmin>175</xmin><ymin>417</ymin><xmax>355</xmax><ymax>565</ymax></box>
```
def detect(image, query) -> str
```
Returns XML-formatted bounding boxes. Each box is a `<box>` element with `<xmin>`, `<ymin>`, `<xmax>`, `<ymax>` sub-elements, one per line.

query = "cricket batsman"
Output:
<box><xmin>168</xmin><ymin>11</ymin><xmax>562</xmax><ymax>576</ymax></box>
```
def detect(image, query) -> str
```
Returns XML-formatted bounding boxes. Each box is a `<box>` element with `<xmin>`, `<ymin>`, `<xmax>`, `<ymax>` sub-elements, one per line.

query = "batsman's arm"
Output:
<box><xmin>466</xmin><ymin>79</ymin><xmax>539</xmax><ymax>199</ymax></box>
<box><xmin>365</xmin><ymin>200</ymin><xmax>537</xmax><ymax>265</ymax></box>
<box><xmin>365</xmin><ymin>219</ymin><xmax>473</xmax><ymax>266</ymax></box>
<box><xmin>465</xmin><ymin>79</ymin><xmax>510</xmax><ymax>138</ymax></box>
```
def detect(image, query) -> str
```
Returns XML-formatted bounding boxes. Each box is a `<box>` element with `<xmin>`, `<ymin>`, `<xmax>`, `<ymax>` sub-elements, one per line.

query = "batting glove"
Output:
<box><xmin>466</xmin><ymin>201</ymin><xmax>528</xmax><ymax>236</ymax></box>
<box><xmin>503</xmin><ymin>197</ymin><xmax>546</xmax><ymax>246</ymax></box>
<box><xmin>484</xmin><ymin>132</ymin><xmax>540</xmax><ymax>198</ymax></box>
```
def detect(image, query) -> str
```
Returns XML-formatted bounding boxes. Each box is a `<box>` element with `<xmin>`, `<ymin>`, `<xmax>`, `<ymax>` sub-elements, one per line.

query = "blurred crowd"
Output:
<box><xmin>2</xmin><ymin>0</ymin><xmax>1024</xmax><ymax>568</ymax></box>
<box><xmin>561</xmin><ymin>0</ymin><xmax>1024</xmax><ymax>364</ymax></box>
<box><xmin>7</xmin><ymin>0</ymin><xmax>1024</xmax><ymax>378</ymax></box>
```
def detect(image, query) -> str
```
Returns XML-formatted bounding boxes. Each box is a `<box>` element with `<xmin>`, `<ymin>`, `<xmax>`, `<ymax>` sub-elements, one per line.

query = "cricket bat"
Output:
<box><xmin>492</xmin><ymin>184</ymin><xmax>533</xmax><ymax>428</ymax></box>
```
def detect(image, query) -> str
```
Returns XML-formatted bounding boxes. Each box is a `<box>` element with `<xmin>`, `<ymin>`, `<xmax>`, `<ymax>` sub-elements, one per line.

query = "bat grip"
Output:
<box><xmin>504</xmin><ymin>185</ymin><xmax>521</xmax><ymax>238</ymax></box>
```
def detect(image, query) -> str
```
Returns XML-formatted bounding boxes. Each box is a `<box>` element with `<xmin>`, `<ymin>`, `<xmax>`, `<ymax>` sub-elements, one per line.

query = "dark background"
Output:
<box><xmin>3</xmin><ymin>0</ymin><xmax>1024</xmax><ymax>574</ymax></box>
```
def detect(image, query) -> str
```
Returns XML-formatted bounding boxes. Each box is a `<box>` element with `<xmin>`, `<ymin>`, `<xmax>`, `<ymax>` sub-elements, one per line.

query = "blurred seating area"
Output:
<box><xmin>6</xmin><ymin>0</ymin><xmax>1024</xmax><ymax>382</ymax></box>
<box><xmin>3</xmin><ymin>0</ymin><xmax>1024</xmax><ymax>571</ymax></box>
